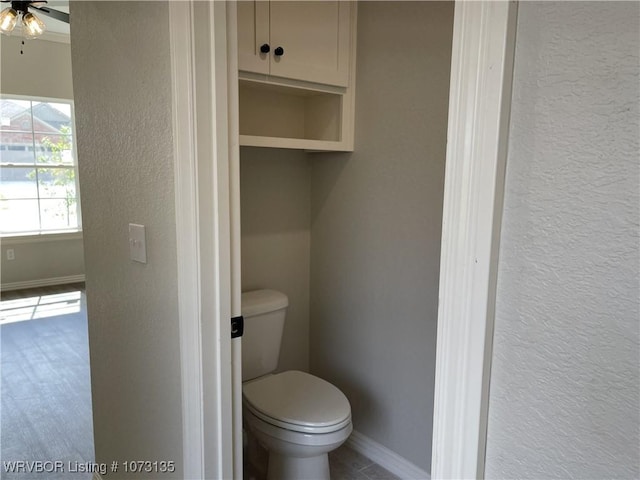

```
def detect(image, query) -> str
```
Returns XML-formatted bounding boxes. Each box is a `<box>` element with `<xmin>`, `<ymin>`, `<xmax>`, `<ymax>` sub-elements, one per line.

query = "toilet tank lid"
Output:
<box><xmin>241</xmin><ymin>289</ymin><xmax>288</xmax><ymax>317</ymax></box>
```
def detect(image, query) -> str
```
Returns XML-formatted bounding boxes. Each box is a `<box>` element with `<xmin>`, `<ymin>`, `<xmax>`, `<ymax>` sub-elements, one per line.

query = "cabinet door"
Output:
<box><xmin>237</xmin><ymin>1</ymin><xmax>270</xmax><ymax>75</ymax></box>
<box><xmin>269</xmin><ymin>1</ymin><xmax>352</xmax><ymax>87</ymax></box>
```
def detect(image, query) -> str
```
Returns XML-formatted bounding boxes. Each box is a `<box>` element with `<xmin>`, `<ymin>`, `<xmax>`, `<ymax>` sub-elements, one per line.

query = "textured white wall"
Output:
<box><xmin>486</xmin><ymin>2</ymin><xmax>640</xmax><ymax>479</ymax></box>
<box><xmin>1</xmin><ymin>38</ymin><xmax>84</xmax><ymax>286</ymax></box>
<box><xmin>241</xmin><ymin>147</ymin><xmax>311</xmax><ymax>373</ymax></box>
<box><xmin>70</xmin><ymin>2</ymin><xmax>183</xmax><ymax>476</ymax></box>
<box><xmin>310</xmin><ymin>2</ymin><xmax>453</xmax><ymax>472</ymax></box>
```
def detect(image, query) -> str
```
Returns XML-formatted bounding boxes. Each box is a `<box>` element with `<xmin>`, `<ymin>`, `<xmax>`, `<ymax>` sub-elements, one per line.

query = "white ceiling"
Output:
<box><xmin>37</xmin><ymin>1</ymin><xmax>70</xmax><ymax>36</ymax></box>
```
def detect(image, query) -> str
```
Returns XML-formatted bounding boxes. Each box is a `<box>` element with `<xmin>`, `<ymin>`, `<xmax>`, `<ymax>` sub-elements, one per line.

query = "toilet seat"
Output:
<box><xmin>243</xmin><ymin>370</ymin><xmax>351</xmax><ymax>434</ymax></box>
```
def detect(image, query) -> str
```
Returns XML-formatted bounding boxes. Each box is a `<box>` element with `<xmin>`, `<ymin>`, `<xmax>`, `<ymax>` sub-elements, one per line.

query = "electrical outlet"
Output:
<box><xmin>6</xmin><ymin>249</ymin><xmax>15</xmax><ymax>261</ymax></box>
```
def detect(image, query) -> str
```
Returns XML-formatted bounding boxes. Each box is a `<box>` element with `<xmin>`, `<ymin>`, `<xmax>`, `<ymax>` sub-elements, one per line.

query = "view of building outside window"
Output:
<box><xmin>0</xmin><ymin>97</ymin><xmax>80</xmax><ymax>235</ymax></box>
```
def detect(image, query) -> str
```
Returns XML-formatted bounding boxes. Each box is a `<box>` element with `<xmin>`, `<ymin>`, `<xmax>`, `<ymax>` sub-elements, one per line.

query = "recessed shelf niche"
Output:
<box><xmin>238</xmin><ymin>78</ymin><xmax>354</xmax><ymax>152</ymax></box>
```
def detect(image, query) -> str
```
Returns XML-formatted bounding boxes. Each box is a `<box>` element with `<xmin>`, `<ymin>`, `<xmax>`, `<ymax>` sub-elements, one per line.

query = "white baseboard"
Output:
<box><xmin>1</xmin><ymin>274</ymin><xmax>85</xmax><ymax>292</ymax></box>
<box><xmin>347</xmin><ymin>430</ymin><xmax>431</xmax><ymax>480</ymax></box>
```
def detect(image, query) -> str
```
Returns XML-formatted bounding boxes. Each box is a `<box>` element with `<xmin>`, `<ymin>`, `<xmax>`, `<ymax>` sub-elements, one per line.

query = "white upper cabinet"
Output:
<box><xmin>238</xmin><ymin>1</ymin><xmax>352</xmax><ymax>88</ymax></box>
<box><xmin>238</xmin><ymin>1</ymin><xmax>270</xmax><ymax>75</ymax></box>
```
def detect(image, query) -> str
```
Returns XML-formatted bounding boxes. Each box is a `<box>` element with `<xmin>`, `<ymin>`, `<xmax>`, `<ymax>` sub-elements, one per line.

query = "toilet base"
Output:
<box><xmin>244</xmin><ymin>398</ymin><xmax>352</xmax><ymax>480</ymax></box>
<box><xmin>267</xmin><ymin>452</ymin><xmax>329</xmax><ymax>480</ymax></box>
<box><xmin>245</xmin><ymin>429</ymin><xmax>268</xmax><ymax>480</ymax></box>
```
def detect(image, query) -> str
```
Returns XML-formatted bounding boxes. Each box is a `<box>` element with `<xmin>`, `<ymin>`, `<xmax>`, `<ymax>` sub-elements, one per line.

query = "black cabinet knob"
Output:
<box><xmin>274</xmin><ymin>46</ymin><xmax>284</xmax><ymax>56</ymax></box>
<box><xmin>260</xmin><ymin>43</ymin><xmax>270</xmax><ymax>54</ymax></box>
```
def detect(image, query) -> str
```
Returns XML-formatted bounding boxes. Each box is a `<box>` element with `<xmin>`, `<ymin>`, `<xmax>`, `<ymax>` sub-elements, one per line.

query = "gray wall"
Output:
<box><xmin>0</xmin><ymin>37</ymin><xmax>84</xmax><ymax>287</ymax></box>
<box><xmin>241</xmin><ymin>147</ymin><xmax>311</xmax><ymax>373</ymax></box>
<box><xmin>1</xmin><ymin>235</ymin><xmax>84</xmax><ymax>286</ymax></box>
<box><xmin>486</xmin><ymin>2</ymin><xmax>640</xmax><ymax>479</ymax></box>
<box><xmin>1</xmin><ymin>36</ymin><xmax>73</xmax><ymax>99</ymax></box>
<box><xmin>70</xmin><ymin>2</ymin><xmax>183</xmax><ymax>476</ymax></box>
<box><xmin>310</xmin><ymin>2</ymin><xmax>453</xmax><ymax>472</ymax></box>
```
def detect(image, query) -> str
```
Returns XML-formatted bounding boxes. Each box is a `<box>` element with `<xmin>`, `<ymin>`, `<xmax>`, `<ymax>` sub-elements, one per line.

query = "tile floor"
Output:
<box><xmin>245</xmin><ymin>438</ymin><xmax>400</xmax><ymax>480</ymax></box>
<box><xmin>329</xmin><ymin>445</ymin><xmax>401</xmax><ymax>480</ymax></box>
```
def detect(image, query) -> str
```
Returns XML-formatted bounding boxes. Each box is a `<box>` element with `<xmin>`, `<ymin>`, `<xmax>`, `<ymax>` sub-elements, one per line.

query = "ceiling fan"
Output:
<box><xmin>0</xmin><ymin>1</ymin><xmax>69</xmax><ymax>38</ymax></box>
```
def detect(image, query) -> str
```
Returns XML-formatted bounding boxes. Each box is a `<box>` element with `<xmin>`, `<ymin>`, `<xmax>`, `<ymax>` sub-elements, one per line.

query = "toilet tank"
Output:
<box><xmin>241</xmin><ymin>289</ymin><xmax>288</xmax><ymax>382</ymax></box>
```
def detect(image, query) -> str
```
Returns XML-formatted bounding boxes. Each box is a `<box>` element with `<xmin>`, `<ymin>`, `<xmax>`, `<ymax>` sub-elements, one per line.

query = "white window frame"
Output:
<box><xmin>0</xmin><ymin>93</ymin><xmax>82</xmax><ymax>238</ymax></box>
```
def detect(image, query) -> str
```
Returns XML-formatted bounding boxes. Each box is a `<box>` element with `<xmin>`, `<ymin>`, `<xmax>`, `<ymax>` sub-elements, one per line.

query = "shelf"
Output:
<box><xmin>238</xmin><ymin>78</ymin><xmax>354</xmax><ymax>152</ymax></box>
<box><xmin>239</xmin><ymin>135</ymin><xmax>351</xmax><ymax>152</ymax></box>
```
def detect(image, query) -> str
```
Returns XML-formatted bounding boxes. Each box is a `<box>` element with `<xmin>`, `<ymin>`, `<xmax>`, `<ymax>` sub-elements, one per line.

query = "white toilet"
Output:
<box><xmin>242</xmin><ymin>289</ymin><xmax>352</xmax><ymax>480</ymax></box>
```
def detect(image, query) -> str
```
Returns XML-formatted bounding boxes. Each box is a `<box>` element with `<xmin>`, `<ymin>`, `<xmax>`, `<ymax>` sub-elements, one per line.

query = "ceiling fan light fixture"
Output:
<box><xmin>22</xmin><ymin>11</ymin><xmax>45</xmax><ymax>38</ymax></box>
<box><xmin>0</xmin><ymin>7</ymin><xmax>18</xmax><ymax>34</ymax></box>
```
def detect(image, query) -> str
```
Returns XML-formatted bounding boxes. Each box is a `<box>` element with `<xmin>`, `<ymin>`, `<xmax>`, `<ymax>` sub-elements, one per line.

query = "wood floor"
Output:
<box><xmin>2</xmin><ymin>284</ymin><xmax>400</xmax><ymax>479</ymax></box>
<box><xmin>1</xmin><ymin>283</ymin><xmax>94</xmax><ymax>479</ymax></box>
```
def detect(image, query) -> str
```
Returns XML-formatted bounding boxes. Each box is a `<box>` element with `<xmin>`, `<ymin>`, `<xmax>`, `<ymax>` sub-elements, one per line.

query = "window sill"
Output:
<box><xmin>1</xmin><ymin>231</ymin><xmax>83</xmax><ymax>245</ymax></box>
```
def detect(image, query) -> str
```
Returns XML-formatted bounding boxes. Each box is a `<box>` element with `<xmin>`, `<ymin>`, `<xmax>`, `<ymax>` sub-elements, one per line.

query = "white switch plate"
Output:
<box><xmin>129</xmin><ymin>223</ymin><xmax>147</xmax><ymax>264</ymax></box>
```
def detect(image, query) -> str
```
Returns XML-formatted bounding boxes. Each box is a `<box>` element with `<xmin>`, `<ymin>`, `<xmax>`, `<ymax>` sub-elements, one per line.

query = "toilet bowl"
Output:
<box><xmin>243</xmin><ymin>370</ymin><xmax>352</xmax><ymax>480</ymax></box>
<box><xmin>241</xmin><ymin>290</ymin><xmax>352</xmax><ymax>480</ymax></box>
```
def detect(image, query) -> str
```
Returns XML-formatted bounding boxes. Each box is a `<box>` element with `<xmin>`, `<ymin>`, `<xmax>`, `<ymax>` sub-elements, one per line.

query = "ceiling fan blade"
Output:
<box><xmin>30</xmin><ymin>5</ymin><xmax>69</xmax><ymax>24</ymax></box>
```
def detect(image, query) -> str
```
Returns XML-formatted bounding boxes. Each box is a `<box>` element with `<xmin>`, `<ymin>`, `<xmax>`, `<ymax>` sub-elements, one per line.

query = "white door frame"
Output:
<box><xmin>169</xmin><ymin>0</ymin><xmax>519</xmax><ymax>478</ymax></box>
<box><xmin>168</xmin><ymin>1</ymin><xmax>236</xmax><ymax>478</ymax></box>
<box><xmin>226</xmin><ymin>3</ymin><xmax>244</xmax><ymax>478</ymax></box>
<box><xmin>431</xmin><ymin>2</ymin><xmax>518</xmax><ymax>479</ymax></box>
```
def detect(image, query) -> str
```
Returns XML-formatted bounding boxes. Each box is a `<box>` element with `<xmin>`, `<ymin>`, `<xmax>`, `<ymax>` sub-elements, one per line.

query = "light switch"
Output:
<box><xmin>129</xmin><ymin>223</ymin><xmax>147</xmax><ymax>264</ymax></box>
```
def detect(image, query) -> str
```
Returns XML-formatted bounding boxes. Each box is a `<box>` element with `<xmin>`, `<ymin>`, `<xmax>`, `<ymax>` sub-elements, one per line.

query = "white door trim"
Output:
<box><xmin>169</xmin><ymin>2</ymin><xmax>234</xmax><ymax>478</ymax></box>
<box><xmin>225</xmin><ymin>3</ymin><xmax>244</xmax><ymax>479</ymax></box>
<box><xmin>171</xmin><ymin>1</ymin><xmax>518</xmax><ymax>478</ymax></box>
<box><xmin>431</xmin><ymin>2</ymin><xmax>518</xmax><ymax>479</ymax></box>
<box><xmin>168</xmin><ymin>3</ymin><xmax>205</xmax><ymax>477</ymax></box>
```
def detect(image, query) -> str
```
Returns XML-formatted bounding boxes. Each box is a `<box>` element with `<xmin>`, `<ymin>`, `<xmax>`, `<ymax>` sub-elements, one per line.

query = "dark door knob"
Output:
<box><xmin>260</xmin><ymin>43</ymin><xmax>270</xmax><ymax>53</ymax></box>
<box><xmin>274</xmin><ymin>46</ymin><xmax>284</xmax><ymax>56</ymax></box>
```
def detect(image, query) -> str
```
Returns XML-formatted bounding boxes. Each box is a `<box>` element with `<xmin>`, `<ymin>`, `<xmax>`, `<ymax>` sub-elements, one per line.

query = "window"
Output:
<box><xmin>0</xmin><ymin>96</ymin><xmax>81</xmax><ymax>236</ymax></box>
